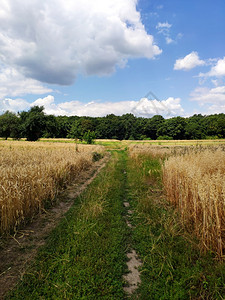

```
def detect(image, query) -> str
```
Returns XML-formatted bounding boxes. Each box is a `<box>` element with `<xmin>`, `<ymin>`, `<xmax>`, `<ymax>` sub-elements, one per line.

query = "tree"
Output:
<box><xmin>68</xmin><ymin>120</ymin><xmax>83</xmax><ymax>140</ymax></box>
<box><xmin>83</xmin><ymin>130</ymin><xmax>96</xmax><ymax>144</ymax></box>
<box><xmin>121</xmin><ymin>114</ymin><xmax>137</xmax><ymax>140</ymax></box>
<box><xmin>144</xmin><ymin>115</ymin><xmax>165</xmax><ymax>139</ymax></box>
<box><xmin>43</xmin><ymin>115</ymin><xmax>59</xmax><ymax>138</ymax></box>
<box><xmin>185</xmin><ymin>114</ymin><xmax>206</xmax><ymax>139</ymax></box>
<box><xmin>157</xmin><ymin>117</ymin><xmax>187</xmax><ymax>139</ymax></box>
<box><xmin>203</xmin><ymin>114</ymin><xmax>225</xmax><ymax>138</ymax></box>
<box><xmin>56</xmin><ymin>116</ymin><xmax>72</xmax><ymax>138</ymax></box>
<box><xmin>80</xmin><ymin>119</ymin><xmax>94</xmax><ymax>133</ymax></box>
<box><xmin>216</xmin><ymin>114</ymin><xmax>225</xmax><ymax>138</ymax></box>
<box><xmin>0</xmin><ymin>111</ymin><xmax>21</xmax><ymax>139</ymax></box>
<box><xmin>21</xmin><ymin>106</ymin><xmax>46</xmax><ymax>141</ymax></box>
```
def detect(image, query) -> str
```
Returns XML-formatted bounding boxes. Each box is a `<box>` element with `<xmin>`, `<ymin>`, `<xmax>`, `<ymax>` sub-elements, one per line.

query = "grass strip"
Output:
<box><xmin>127</xmin><ymin>153</ymin><xmax>225</xmax><ymax>300</ymax></box>
<box><xmin>7</xmin><ymin>151</ymin><xmax>129</xmax><ymax>299</ymax></box>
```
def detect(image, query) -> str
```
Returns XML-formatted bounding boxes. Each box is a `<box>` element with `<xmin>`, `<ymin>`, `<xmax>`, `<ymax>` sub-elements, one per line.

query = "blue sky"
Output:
<box><xmin>0</xmin><ymin>0</ymin><xmax>225</xmax><ymax>117</ymax></box>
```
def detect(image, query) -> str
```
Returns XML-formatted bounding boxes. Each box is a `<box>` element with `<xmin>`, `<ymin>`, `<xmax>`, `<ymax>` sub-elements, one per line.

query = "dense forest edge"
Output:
<box><xmin>0</xmin><ymin>105</ymin><xmax>225</xmax><ymax>141</ymax></box>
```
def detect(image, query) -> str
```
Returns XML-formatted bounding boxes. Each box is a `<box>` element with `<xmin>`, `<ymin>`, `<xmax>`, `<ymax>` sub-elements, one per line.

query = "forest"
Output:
<box><xmin>0</xmin><ymin>105</ymin><xmax>225</xmax><ymax>141</ymax></box>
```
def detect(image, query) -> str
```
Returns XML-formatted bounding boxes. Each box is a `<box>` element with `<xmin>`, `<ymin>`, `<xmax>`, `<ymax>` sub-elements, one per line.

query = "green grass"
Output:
<box><xmin>6</xmin><ymin>146</ymin><xmax>225</xmax><ymax>299</ymax></box>
<box><xmin>95</xmin><ymin>140</ymin><xmax>125</xmax><ymax>150</ymax></box>
<box><xmin>127</xmin><ymin>153</ymin><xmax>225</xmax><ymax>299</ymax></box>
<box><xmin>7</xmin><ymin>151</ymin><xmax>129</xmax><ymax>299</ymax></box>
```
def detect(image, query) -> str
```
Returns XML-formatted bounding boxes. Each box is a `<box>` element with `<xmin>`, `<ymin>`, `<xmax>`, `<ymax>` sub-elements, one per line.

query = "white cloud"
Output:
<box><xmin>156</xmin><ymin>22</ymin><xmax>172</xmax><ymax>37</ymax></box>
<box><xmin>190</xmin><ymin>85</ymin><xmax>225</xmax><ymax>104</ymax></box>
<box><xmin>1</xmin><ymin>95</ymin><xmax>184</xmax><ymax>117</ymax></box>
<box><xmin>156</xmin><ymin>21</ymin><xmax>180</xmax><ymax>45</ymax></box>
<box><xmin>0</xmin><ymin>65</ymin><xmax>52</xmax><ymax>99</ymax></box>
<box><xmin>40</xmin><ymin>96</ymin><xmax>184</xmax><ymax>117</ymax></box>
<box><xmin>156</xmin><ymin>22</ymin><xmax>172</xmax><ymax>30</ymax></box>
<box><xmin>174</xmin><ymin>52</ymin><xmax>205</xmax><ymax>71</ymax></box>
<box><xmin>131</xmin><ymin>97</ymin><xmax>184</xmax><ymax>117</ymax></box>
<box><xmin>199</xmin><ymin>57</ymin><xmax>225</xmax><ymax>78</ymax></box>
<box><xmin>165</xmin><ymin>37</ymin><xmax>174</xmax><ymax>44</ymax></box>
<box><xmin>0</xmin><ymin>0</ymin><xmax>161</xmax><ymax>85</ymax></box>
<box><xmin>205</xmin><ymin>104</ymin><xmax>225</xmax><ymax>114</ymax></box>
<box><xmin>0</xmin><ymin>98</ymin><xmax>30</xmax><ymax>114</ymax></box>
<box><xmin>211</xmin><ymin>79</ymin><xmax>219</xmax><ymax>86</ymax></box>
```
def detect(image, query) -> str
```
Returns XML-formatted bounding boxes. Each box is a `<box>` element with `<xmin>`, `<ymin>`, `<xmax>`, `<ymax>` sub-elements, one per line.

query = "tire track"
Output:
<box><xmin>122</xmin><ymin>169</ymin><xmax>142</xmax><ymax>297</ymax></box>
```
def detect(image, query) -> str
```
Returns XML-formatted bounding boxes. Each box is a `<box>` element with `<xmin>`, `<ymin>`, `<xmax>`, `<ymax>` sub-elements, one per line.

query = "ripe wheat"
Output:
<box><xmin>163</xmin><ymin>147</ymin><xmax>225</xmax><ymax>257</ymax></box>
<box><xmin>0</xmin><ymin>141</ymin><xmax>104</xmax><ymax>234</ymax></box>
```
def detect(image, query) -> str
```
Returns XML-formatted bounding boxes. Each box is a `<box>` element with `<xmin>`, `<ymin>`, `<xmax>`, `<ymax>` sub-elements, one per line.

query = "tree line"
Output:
<box><xmin>0</xmin><ymin>106</ymin><xmax>225</xmax><ymax>141</ymax></box>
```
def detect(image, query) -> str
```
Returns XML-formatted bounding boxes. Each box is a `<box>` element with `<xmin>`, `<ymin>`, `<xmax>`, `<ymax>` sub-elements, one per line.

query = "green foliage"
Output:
<box><xmin>1</xmin><ymin>105</ymin><xmax>225</xmax><ymax>140</ymax></box>
<box><xmin>157</xmin><ymin>116</ymin><xmax>187</xmax><ymax>140</ymax></box>
<box><xmin>43</xmin><ymin>115</ymin><xmax>59</xmax><ymax>138</ymax></box>
<box><xmin>67</xmin><ymin>120</ymin><xmax>83</xmax><ymax>140</ymax></box>
<box><xmin>83</xmin><ymin>130</ymin><xmax>96</xmax><ymax>144</ymax></box>
<box><xmin>20</xmin><ymin>106</ymin><xmax>46</xmax><ymax>141</ymax></box>
<box><xmin>143</xmin><ymin>115</ymin><xmax>165</xmax><ymax>139</ymax></box>
<box><xmin>0</xmin><ymin>111</ymin><xmax>21</xmax><ymax>139</ymax></box>
<box><xmin>56</xmin><ymin>116</ymin><xmax>73</xmax><ymax>138</ymax></box>
<box><xmin>157</xmin><ymin>135</ymin><xmax>173</xmax><ymax>140</ymax></box>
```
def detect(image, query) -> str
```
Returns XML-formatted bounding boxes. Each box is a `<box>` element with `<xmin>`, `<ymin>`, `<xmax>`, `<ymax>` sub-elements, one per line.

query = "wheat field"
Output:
<box><xmin>163</xmin><ymin>147</ymin><xmax>225</xmax><ymax>257</ymax></box>
<box><xmin>0</xmin><ymin>141</ymin><xmax>104</xmax><ymax>234</ymax></box>
<box><xmin>129</xmin><ymin>143</ymin><xmax>225</xmax><ymax>258</ymax></box>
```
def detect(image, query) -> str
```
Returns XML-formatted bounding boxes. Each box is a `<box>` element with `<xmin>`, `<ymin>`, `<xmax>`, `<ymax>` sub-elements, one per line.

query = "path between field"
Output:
<box><xmin>122</xmin><ymin>172</ymin><xmax>142</xmax><ymax>296</ymax></box>
<box><xmin>2</xmin><ymin>146</ymin><xmax>225</xmax><ymax>299</ymax></box>
<box><xmin>0</xmin><ymin>154</ymin><xmax>109</xmax><ymax>299</ymax></box>
<box><xmin>123</xmin><ymin>199</ymin><xmax>142</xmax><ymax>295</ymax></box>
<box><xmin>1</xmin><ymin>150</ymin><xmax>144</xmax><ymax>299</ymax></box>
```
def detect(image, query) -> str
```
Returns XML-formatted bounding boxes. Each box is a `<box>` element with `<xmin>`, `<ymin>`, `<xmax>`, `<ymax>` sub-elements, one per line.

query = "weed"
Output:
<box><xmin>92</xmin><ymin>151</ymin><xmax>103</xmax><ymax>162</ymax></box>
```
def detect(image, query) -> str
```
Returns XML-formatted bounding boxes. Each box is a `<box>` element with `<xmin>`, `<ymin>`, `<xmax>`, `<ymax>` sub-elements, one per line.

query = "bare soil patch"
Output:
<box><xmin>123</xmin><ymin>250</ymin><xmax>142</xmax><ymax>294</ymax></box>
<box><xmin>123</xmin><ymin>198</ymin><xmax>142</xmax><ymax>296</ymax></box>
<box><xmin>0</xmin><ymin>154</ymin><xmax>109</xmax><ymax>299</ymax></box>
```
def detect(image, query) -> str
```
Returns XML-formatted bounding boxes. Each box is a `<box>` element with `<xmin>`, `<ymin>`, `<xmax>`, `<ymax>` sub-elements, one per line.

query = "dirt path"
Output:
<box><xmin>123</xmin><ymin>191</ymin><xmax>142</xmax><ymax>296</ymax></box>
<box><xmin>0</xmin><ymin>150</ymin><xmax>143</xmax><ymax>299</ymax></box>
<box><xmin>0</xmin><ymin>155</ymin><xmax>109</xmax><ymax>299</ymax></box>
<box><xmin>117</xmin><ymin>161</ymin><xmax>142</xmax><ymax>298</ymax></box>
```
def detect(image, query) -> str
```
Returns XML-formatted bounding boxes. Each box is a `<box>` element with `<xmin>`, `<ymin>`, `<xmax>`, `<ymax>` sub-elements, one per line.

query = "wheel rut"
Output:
<box><xmin>122</xmin><ymin>168</ymin><xmax>142</xmax><ymax>297</ymax></box>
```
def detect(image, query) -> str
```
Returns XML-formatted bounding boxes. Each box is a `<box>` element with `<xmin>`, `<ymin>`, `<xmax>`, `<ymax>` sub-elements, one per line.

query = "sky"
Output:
<box><xmin>0</xmin><ymin>0</ymin><xmax>225</xmax><ymax>118</ymax></box>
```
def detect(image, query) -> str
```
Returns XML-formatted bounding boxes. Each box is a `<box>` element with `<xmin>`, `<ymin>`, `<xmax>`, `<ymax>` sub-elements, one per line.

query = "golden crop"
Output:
<box><xmin>129</xmin><ymin>142</ymin><xmax>225</xmax><ymax>257</ymax></box>
<box><xmin>0</xmin><ymin>141</ymin><xmax>104</xmax><ymax>234</ymax></box>
<box><xmin>163</xmin><ymin>147</ymin><xmax>225</xmax><ymax>257</ymax></box>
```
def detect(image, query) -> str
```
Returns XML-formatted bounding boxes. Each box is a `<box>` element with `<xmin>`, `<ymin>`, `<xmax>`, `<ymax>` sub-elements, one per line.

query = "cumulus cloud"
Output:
<box><xmin>174</xmin><ymin>51</ymin><xmax>205</xmax><ymax>71</ymax></box>
<box><xmin>199</xmin><ymin>57</ymin><xmax>225</xmax><ymax>78</ymax></box>
<box><xmin>0</xmin><ymin>0</ymin><xmax>161</xmax><ymax>85</ymax></box>
<box><xmin>0</xmin><ymin>98</ymin><xmax>30</xmax><ymax>114</ymax></box>
<box><xmin>38</xmin><ymin>96</ymin><xmax>184</xmax><ymax>117</ymax></box>
<box><xmin>0</xmin><ymin>65</ymin><xmax>52</xmax><ymax>99</ymax></box>
<box><xmin>1</xmin><ymin>95</ymin><xmax>184</xmax><ymax>117</ymax></box>
<box><xmin>190</xmin><ymin>86</ymin><xmax>225</xmax><ymax>104</ymax></box>
<box><xmin>204</xmin><ymin>104</ymin><xmax>225</xmax><ymax>114</ymax></box>
<box><xmin>131</xmin><ymin>97</ymin><xmax>184</xmax><ymax>117</ymax></box>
